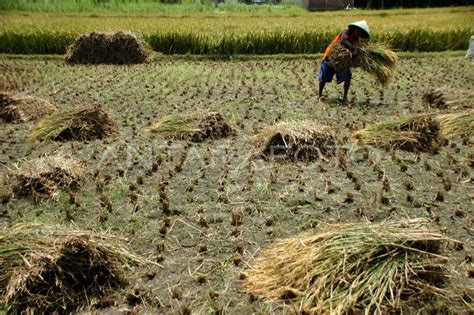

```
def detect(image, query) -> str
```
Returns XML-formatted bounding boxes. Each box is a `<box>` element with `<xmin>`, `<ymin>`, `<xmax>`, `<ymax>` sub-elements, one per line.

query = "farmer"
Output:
<box><xmin>318</xmin><ymin>20</ymin><xmax>370</xmax><ymax>103</ymax></box>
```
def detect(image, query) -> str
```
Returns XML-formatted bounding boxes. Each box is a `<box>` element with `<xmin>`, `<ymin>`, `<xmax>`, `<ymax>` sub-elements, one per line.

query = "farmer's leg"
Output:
<box><xmin>336</xmin><ymin>69</ymin><xmax>352</xmax><ymax>103</ymax></box>
<box><xmin>319</xmin><ymin>81</ymin><xmax>326</xmax><ymax>98</ymax></box>
<box><xmin>343</xmin><ymin>78</ymin><xmax>351</xmax><ymax>102</ymax></box>
<box><xmin>317</xmin><ymin>60</ymin><xmax>334</xmax><ymax>99</ymax></box>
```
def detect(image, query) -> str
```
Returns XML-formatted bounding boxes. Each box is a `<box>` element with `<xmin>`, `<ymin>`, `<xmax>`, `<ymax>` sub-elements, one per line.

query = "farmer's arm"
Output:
<box><xmin>340</xmin><ymin>29</ymin><xmax>356</xmax><ymax>52</ymax></box>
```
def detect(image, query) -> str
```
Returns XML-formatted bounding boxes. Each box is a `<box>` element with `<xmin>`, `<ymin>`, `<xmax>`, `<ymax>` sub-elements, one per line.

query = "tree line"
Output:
<box><xmin>353</xmin><ymin>0</ymin><xmax>472</xmax><ymax>9</ymax></box>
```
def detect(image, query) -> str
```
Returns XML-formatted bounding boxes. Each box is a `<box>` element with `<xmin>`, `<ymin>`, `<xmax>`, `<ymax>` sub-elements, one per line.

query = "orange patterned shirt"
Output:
<box><xmin>322</xmin><ymin>28</ymin><xmax>360</xmax><ymax>61</ymax></box>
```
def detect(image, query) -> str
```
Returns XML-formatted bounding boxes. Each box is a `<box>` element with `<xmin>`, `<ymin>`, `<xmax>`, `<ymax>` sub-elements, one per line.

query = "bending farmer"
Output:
<box><xmin>318</xmin><ymin>20</ymin><xmax>370</xmax><ymax>103</ymax></box>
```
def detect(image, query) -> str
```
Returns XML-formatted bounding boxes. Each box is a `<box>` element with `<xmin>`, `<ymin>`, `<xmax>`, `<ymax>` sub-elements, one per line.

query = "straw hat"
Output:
<box><xmin>348</xmin><ymin>20</ymin><xmax>370</xmax><ymax>39</ymax></box>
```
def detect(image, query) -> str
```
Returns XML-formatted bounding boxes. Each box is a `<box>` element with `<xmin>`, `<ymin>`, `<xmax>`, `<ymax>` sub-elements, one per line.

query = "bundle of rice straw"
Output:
<box><xmin>328</xmin><ymin>42</ymin><xmax>398</xmax><ymax>86</ymax></box>
<box><xmin>149</xmin><ymin>111</ymin><xmax>235</xmax><ymax>142</ymax></box>
<box><xmin>6</xmin><ymin>152</ymin><xmax>87</xmax><ymax>200</ymax></box>
<box><xmin>65</xmin><ymin>31</ymin><xmax>153</xmax><ymax>65</ymax></box>
<box><xmin>244</xmin><ymin>219</ymin><xmax>454</xmax><ymax>314</ymax></box>
<box><xmin>0</xmin><ymin>224</ymin><xmax>157</xmax><ymax>313</ymax></box>
<box><xmin>0</xmin><ymin>80</ymin><xmax>13</xmax><ymax>91</ymax></box>
<box><xmin>353</xmin><ymin>114</ymin><xmax>442</xmax><ymax>152</ymax></box>
<box><xmin>326</xmin><ymin>42</ymin><xmax>353</xmax><ymax>73</ymax></box>
<box><xmin>0</xmin><ymin>183</ymin><xmax>13</xmax><ymax>205</ymax></box>
<box><xmin>0</xmin><ymin>92</ymin><xmax>56</xmax><ymax>123</ymax></box>
<box><xmin>436</xmin><ymin>111</ymin><xmax>473</xmax><ymax>140</ymax></box>
<box><xmin>28</xmin><ymin>104</ymin><xmax>118</xmax><ymax>142</ymax></box>
<box><xmin>422</xmin><ymin>89</ymin><xmax>447</xmax><ymax>109</ymax></box>
<box><xmin>251</xmin><ymin>120</ymin><xmax>339</xmax><ymax>162</ymax></box>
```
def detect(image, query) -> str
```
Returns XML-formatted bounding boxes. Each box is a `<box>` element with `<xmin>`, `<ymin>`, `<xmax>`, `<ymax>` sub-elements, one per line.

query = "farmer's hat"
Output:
<box><xmin>348</xmin><ymin>20</ymin><xmax>370</xmax><ymax>39</ymax></box>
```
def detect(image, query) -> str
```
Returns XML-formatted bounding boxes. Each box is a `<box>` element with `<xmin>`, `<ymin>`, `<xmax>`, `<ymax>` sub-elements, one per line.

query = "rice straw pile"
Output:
<box><xmin>28</xmin><ymin>104</ymin><xmax>118</xmax><ymax>142</ymax></box>
<box><xmin>7</xmin><ymin>152</ymin><xmax>87</xmax><ymax>200</ymax></box>
<box><xmin>149</xmin><ymin>111</ymin><xmax>235</xmax><ymax>142</ymax></box>
<box><xmin>65</xmin><ymin>31</ymin><xmax>153</xmax><ymax>65</ymax></box>
<box><xmin>326</xmin><ymin>42</ymin><xmax>353</xmax><ymax>73</ymax></box>
<box><xmin>328</xmin><ymin>42</ymin><xmax>398</xmax><ymax>86</ymax></box>
<box><xmin>355</xmin><ymin>43</ymin><xmax>399</xmax><ymax>86</ymax></box>
<box><xmin>0</xmin><ymin>224</ymin><xmax>157</xmax><ymax>314</ymax></box>
<box><xmin>244</xmin><ymin>219</ymin><xmax>453</xmax><ymax>314</ymax></box>
<box><xmin>422</xmin><ymin>89</ymin><xmax>447</xmax><ymax>109</ymax></box>
<box><xmin>0</xmin><ymin>92</ymin><xmax>57</xmax><ymax>123</ymax></box>
<box><xmin>0</xmin><ymin>183</ymin><xmax>13</xmax><ymax>205</ymax></box>
<box><xmin>436</xmin><ymin>111</ymin><xmax>473</xmax><ymax>140</ymax></box>
<box><xmin>353</xmin><ymin>114</ymin><xmax>442</xmax><ymax>152</ymax></box>
<box><xmin>251</xmin><ymin>120</ymin><xmax>339</xmax><ymax>162</ymax></box>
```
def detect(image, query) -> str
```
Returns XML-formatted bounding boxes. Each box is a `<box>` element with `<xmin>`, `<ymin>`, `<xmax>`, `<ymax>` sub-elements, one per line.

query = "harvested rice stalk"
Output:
<box><xmin>421</xmin><ymin>86</ymin><xmax>474</xmax><ymax>110</ymax></box>
<box><xmin>0</xmin><ymin>184</ymin><xmax>13</xmax><ymax>205</ymax></box>
<box><xmin>326</xmin><ymin>42</ymin><xmax>353</xmax><ymax>73</ymax></box>
<box><xmin>422</xmin><ymin>89</ymin><xmax>447</xmax><ymax>109</ymax></box>
<box><xmin>28</xmin><ymin>104</ymin><xmax>118</xmax><ymax>142</ymax></box>
<box><xmin>0</xmin><ymin>224</ymin><xmax>158</xmax><ymax>313</ymax></box>
<box><xmin>149</xmin><ymin>112</ymin><xmax>235</xmax><ymax>142</ymax></box>
<box><xmin>244</xmin><ymin>219</ymin><xmax>454</xmax><ymax>314</ymax></box>
<box><xmin>65</xmin><ymin>31</ymin><xmax>153</xmax><ymax>65</ymax></box>
<box><xmin>436</xmin><ymin>111</ymin><xmax>474</xmax><ymax>140</ymax></box>
<box><xmin>7</xmin><ymin>152</ymin><xmax>87</xmax><ymax>200</ymax></box>
<box><xmin>0</xmin><ymin>92</ymin><xmax>56</xmax><ymax>123</ymax></box>
<box><xmin>327</xmin><ymin>42</ymin><xmax>398</xmax><ymax>86</ymax></box>
<box><xmin>356</xmin><ymin>43</ymin><xmax>398</xmax><ymax>86</ymax></box>
<box><xmin>0</xmin><ymin>80</ymin><xmax>13</xmax><ymax>91</ymax></box>
<box><xmin>251</xmin><ymin>120</ymin><xmax>339</xmax><ymax>162</ymax></box>
<box><xmin>353</xmin><ymin>114</ymin><xmax>442</xmax><ymax>152</ymax></box>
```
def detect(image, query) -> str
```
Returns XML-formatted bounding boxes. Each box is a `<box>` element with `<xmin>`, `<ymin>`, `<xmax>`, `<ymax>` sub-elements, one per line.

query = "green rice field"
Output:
<box><xmin>1</xmin><ymin>7</ymin><xmax>473</xmax><ymax>54</ymax></box>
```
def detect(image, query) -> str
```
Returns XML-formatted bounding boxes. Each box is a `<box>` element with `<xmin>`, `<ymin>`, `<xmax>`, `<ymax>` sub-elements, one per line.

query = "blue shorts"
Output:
<box><xmin>318</xmin><ymin>60</ymin><xmax>352</xmax><ymax>84</ymax></box>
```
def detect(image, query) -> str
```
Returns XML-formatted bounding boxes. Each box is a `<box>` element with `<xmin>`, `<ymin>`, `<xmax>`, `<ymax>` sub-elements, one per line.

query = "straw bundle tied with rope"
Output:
<box><xmin>328</xmin><ymin>42</ymin><xmax>399</xmax><ymax>86</ymax></box>
<box><xmin>251</xmin><ymin>120</ymin><xmax>339</xmax><ymax>162</ymax></box>
<box><xmin>244</xmin><ymin>219</ymin><xmax>455</xmax><ymax>314</ymax></box>
<box><xmin>149</xmin><ymin>111</ymin><xmax>235</xmax><ymax>142</ymax></box>
<box><xmin>28</xmin><ymin>104</ymin><xmax>118</xmax><ymax>142</ymax></box>
<box><xmin>0</xmin><ymin>224</ymin><xmax>158</xmax><ymax>314</ymax></box>
<box><xmin>0</xmin><ymin>92</ymin><xmax>57</xmax><ymax>123</ymax></box>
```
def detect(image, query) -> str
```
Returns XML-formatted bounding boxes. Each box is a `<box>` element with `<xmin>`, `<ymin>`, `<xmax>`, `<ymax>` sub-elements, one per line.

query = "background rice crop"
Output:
<box><xmin>0</xmin><ymin>0</ymin><xmax>302</xmax><ymax>14</ymax></box>
<box><xmin>0</xmin><ymin>7</ymin><xmax>472</xmax><ymax>54</ymax></box>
